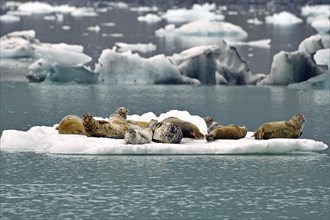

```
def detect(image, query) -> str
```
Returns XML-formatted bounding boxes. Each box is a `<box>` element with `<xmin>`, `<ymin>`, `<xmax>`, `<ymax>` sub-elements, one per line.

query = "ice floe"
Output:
<box><xmin>137</xmin><ymin>14</ymin><xmax>162</xmax><ymax>23</ymax></box>
<box><xmin>0</xmin><ymin>110</ymin><xmax>327</xmax><ymax>155</ymax></box>
<box><xmin>265</xmin><ymin>11</ymin><xmax>303</xmax><ymax>25</ymax></box>
<box><xmin>115</xmin><ymin>42</ymin><xmax>156</xmax><ymax>53</ymax></box>
<box><xmin>161</xmin><ymin>3</ymin><xmax>224</xmax><ymax>24</ymax></box>
<box><xmin>0</xmin><ymin>14</ymin><xmax>20</xmax><ymax>23</ymax></box>
<box><xmin>155</xmin><ymin>21</ymin><xmax>248</xmax><ymax>40</ymax></box>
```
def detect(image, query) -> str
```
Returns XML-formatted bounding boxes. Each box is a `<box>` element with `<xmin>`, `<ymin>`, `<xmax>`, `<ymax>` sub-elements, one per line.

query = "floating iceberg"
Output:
<box><xmin>137</xmin><ymin>14</ymin><xmax>162</xmax><ymax>23</ymax></box>
<box><xmin>94</xmin><ymin>49</ymin><xmax>199</xmax><ymax>84</ymax></box>
<box><xmin>115</xmin><ymin>42</ymin><xmax>156</xmax><ymax>53</ymax></box>
<box><xmin>161</xmin><ymin>3</ymin><xmax>224</xmax><ymax>24</ymax></box>
<box><xmin>311</xmin><ymin>18</ymin><xmax>330</xmax><ymax>34</ymax></box>
<box><xmin>258</xmin><ymin>35</ymin><xmax>328</xmax><ymax>86</ymax></box>
<box><xmin>301</xmin><ymin>5</ymin><xmax>330</xmax><ymax>18</ymax></box>
<box><xmin>156</xmin><ymin>21</ymin><xmax>248</xmax><ymax>40</ymax></box>
<box><xmin>0</xmin><ymin>110</ymin><xmax>327</xmax><ymax>155</ymax></box>
<box><xmin>265</xmin><ymin>11</ymin><xmax>303</xmax><ymax>25</ymax></box>
<box><xmin>0</xmin><ymin>14</ymin><xmax>20</xmax><ymax>23</ymax></box>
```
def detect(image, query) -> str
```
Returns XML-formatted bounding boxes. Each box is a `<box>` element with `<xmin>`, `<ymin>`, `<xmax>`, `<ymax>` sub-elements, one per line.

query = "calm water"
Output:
<box><xmin>1</xmin><ymin>1</ymin><xmax>330</xmax><ymax>219</ymax></box>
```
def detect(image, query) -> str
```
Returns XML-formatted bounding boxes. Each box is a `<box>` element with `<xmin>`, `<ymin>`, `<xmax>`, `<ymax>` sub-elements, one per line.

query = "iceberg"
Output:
<box><xmin>311</xmin><ymin>18</ymin><xmax>330</xmax><ymax>34</ymax></box>
<box><xmin>161</xmin><ymin>3</ymin><xmax>224</xmax><ymax>24</ymax></box>
<box><xmin>115</xmin><ymin>42</ymin><xmax>156</xmax><ymax>53</ymax></box>
<box><xmin>0</xmin><ymin>14</ymin><xmax>20</xmax><ymax>23</ymax></box>
<box><xmin>258</xmin><ymin>35</ymin><xmax>328</xmax><ymax>86</ymax></box>
<box><xmin>156</xmin><ymin>21</ymin><xmax>248</xmax><ymax>40</ymax></box>
<box><xmin>0</xmin><ymin>110</ymin><xmax>327</xmax><ymax>155</ymax></box>
<box><xmin>137</xmin><ymin>14</ymin><xmax>162</xmax><ymax>23</ymax></box>
<box><xmin>265</xmin><ymin>11</ymin><xmax>303</xmax><ymax>25</ymax></box>
<box><xmin>94</xmin><ymin>49</ymin><xmax>199</xmax><ymax>84</ymax></box>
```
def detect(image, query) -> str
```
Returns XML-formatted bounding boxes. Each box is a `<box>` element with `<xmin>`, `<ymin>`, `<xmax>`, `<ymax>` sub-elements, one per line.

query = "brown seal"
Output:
<box><xmin>109</xmin><ymin>106</ymin><xmax>129</xmax><ymax>119</ymax></box>
<box><xmin>253</xmin><ymin>114</ymin><xmax>306</xmax><ymax>140</ymax></box>
<box><xmin>82</xmin><ymin>114</ymin><xmax>127</xmax><ymax>139</ymax></box>
<box><xmin>127</xmin><ymin>120</ymin><xmax>150</xmax><ymax>129</ymax></box>
<box><xmin>56</xmin><ymin>115</ymin><xmax>86</xmax><ymax>135</ymax></box>
<box><xmin>160</xmin><ymin>117</ymin><xmax>204</xmax><ymax>139</ymax></box>
<box><xmin>206</xmin><ymin>125</ymin><xmax>247</xmax><ymax>142</ymax></box>
<box><xmin>204</xmin><ymin>116</ymin><xmax>223</xmax><ymax>133</ymax></box>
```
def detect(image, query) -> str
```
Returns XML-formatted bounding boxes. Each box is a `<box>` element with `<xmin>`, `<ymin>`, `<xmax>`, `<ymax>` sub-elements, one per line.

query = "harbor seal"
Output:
<box><xmin>153</xmin><ymin>122</ymin><xmax>183</xmax><ymax>144</ymax></box>
<box><xmin>56</xmin><ymin>115</ymin><xmax>86</xmax><ymax>135</ymax></box>
<box><xmin>204</xmin><ymin>116</ymin><xmax>223</xmax><ymax>133</ymax></box>
<box><xmin>253</xmin><ymin>114</ymin><xmax>306</xmax><ymax>140</ymax></box>
<box><xmin>82</xmin><ymin>114</ymin><xmax>126</xmax><ymax>139</ymax></box>
<box><xmin>124</xmin><ymin>119</ymin><xmax>158</xmax><ymax>144</ymax></box>
<box><xmin>205</xmin><ymin>125</ymin><xmax>247</xmax><ymax>141</ymax></box>
<box><xmin>127</xmin><ymin>120</ymin><xmax>150</xmax><ymax>129</ymax></box>
<box><xmin>109</xmin><ymin>106</ymin><xmax>129</xmax><ymax>119</ymax></box>
<box><xmin>160</xmin><ymin>117</ymin><xmax>204</xmax><ymax>139</ymax></box>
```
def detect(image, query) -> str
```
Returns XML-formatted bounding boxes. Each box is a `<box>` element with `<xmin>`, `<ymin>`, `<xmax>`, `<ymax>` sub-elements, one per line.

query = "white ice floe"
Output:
<box><xmin>298</xmin><ymin>35</ymin><xmax>324</xmax><ymax>55</ymax></box>
<box><xmin>0</xmin><ymin>14</ymin><xmax>20</xmax><ymax>23</ymax></box>
<box><xmin>156</xmin><ymin>20</ymin><xmax>248</xmax><ymax>40</ymax></box>
<box><xmin>137</xmin><ymin>14</ymin><xmax>162</xmax><ymax>23</ymax></box>
<box><xmin>311</xmin><ymin>18</ymin><xmax>330</xmax><ymax>34</ymax></box>
<box><xmin>301</xmin><ymin>4</ymin><xmax>330</xmax><ymax>18</ymax></box>
<box><xmin>115</xmin><ymin>42</ymin><xmax>156</xmax><ymax>53</ymax></box>
<box><xmin>14</xmin><ymin>1</ymin><xmax>76</xmax><ymax>15</ymax></box>
<box><xmin>227</xmin><ymin>39</ymin><xmax>271</xmax><ymax>48</ymax></box>
<box><xmin>70</xmin><ymin>7</ymin><xmax>98</xmax><ymax>17</ymax></box>
<box><xmin>265</xmin><ymin>11</ymin><xmax>303</xmax><ymax>25</ymax></box>
<box><xmin>130</xmin><ymin>6</ymin><xmax>158</xmax><ymax>13</ymax></box>
<box><xmin>246</xmin><ymin>17</ymin><xmax>263</xmax><ymax>25</ymax></box>
<box><xmin>162</xmin><ymin>3</ymin><xmax>224</xmax><ymax>23</ymax></box>
<box><xmin>0</xmin><ymin>110</ymin><xmax>327</xmax><ymax>155</ymax></box>
<box><xmin>314</xmin><ymin>48</ymin><xmax>330</xmax><ymax>67</ymax></box>
<box><xmin>87</xmin><ymin>25</ymin><xmax>101</xmax><ymax>32</ymax></box>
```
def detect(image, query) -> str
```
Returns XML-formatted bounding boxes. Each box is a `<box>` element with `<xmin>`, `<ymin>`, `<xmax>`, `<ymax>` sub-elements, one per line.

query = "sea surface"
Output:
<box><xmin>1</xmin><ymin>1</ymin><xmax>330</xmax><ymax>219</ymax></box>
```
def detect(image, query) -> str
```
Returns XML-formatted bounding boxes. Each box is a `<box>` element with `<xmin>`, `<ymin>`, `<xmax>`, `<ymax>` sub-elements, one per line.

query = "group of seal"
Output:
<box><xmin>56</xmin><ymin>107</ymin><xmax>306</xmax><ymax>144</ymax></box>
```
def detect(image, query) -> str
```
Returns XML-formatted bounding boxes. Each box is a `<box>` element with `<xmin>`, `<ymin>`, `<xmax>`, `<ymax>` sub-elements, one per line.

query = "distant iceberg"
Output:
<box><xmin>155</xmin><ymin>20</ymin><xmax>248</xmax><ymax>40</ymax></box>
<box><xmin>0</xmin><ymin>14</ymin><xmax>20</xmax><ymax>23</ymax></box>
<box><xmin>115</xmin><ymin>42</ymin><xmax>156</xmax><ymax>53</ymax></box>
<box><xmin>258</xmin><ymin>35</ymin><xmax>328</xmax><ymax>86</ymax></box>
<box><xmin>265</xmin><ymin>11</ymin><xmax>303</xmax><ymax>25</ymax></box>
<box><xmin>137</xmin><ymin>14</ymin><xmax>162</xmax><ymax>23</ymax></box>
<box><xmin>161</xmin><ymin>3</ymin><xmax>224</xmax><ymax>24</ymax></box>
<box><xmin>0</xmin><ymin>110</ymin><xmax>327</xmax><ymax>155</ymax></box>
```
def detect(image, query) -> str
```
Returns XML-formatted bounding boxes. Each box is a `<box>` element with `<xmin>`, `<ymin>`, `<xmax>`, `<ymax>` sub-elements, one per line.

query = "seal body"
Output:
<box><xmin>206</xmin><ymin>125</ymin><xmax>247</xmax><ymax>141</ymax></box>
<box><xmin>124</xmin><ymin>120</ymin><xmax>157</xmax><ymax>144</ymax></box>
<box><xmin>56</xmin><ymin>115</ymin><xmax>86</xmax><ymax>135</ymax></box>
<box><xmin>160</xmin><ymin>117</ymin><xmax>204</xmax><ymax>139</ymax></box>
<box><xmin>82</xmin><ymin>114</ymin><xmax>118</xmax><ymax>138</ymax></box>
<box><xmin>153</xmin><ymin>122</ymin><xmax>183</xmax><ymax>144</ymax></box>
<box><xmin>253</xmin><ymin>114</ymin><xmax>306</xmax><ymax>140</ymax></box>
<box><xmin>109</xmin><ymin>106</ymin><xmax>129</xmax><ymax>119</ymax></box>
<box><xmin>127</xmin><ymin>120</ymin><xmax>150</xmax><ymax>129</ymax></box>
<box><xmin>204</xmin><ymin>116</ymin><xmax>223</xmax><ymax>133</ymax></box>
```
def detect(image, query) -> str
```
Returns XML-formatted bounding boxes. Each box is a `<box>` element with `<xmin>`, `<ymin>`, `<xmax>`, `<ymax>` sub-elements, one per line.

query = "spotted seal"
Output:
<box><xmin>204</xmin><ymin>116</ymin><xmax>223</xmax><ymax>133</ymax></box>
<box><xmin>152</xmin><ymin>121</ymin><xmax>183</xmax><ymax>144</ymax></box>
<box><xmin>160</xmin><ymin>117</ymin><xmax>204</xmax><ymax>139</ymax></box>
<box><xmin>82</xmin><ymin>114</ymin><xmax>127</xmax><ymax>139</ymax></box>
<box><xmin>124</xmin><ymin>119</ymin><xmax>158</xmax><ymax>144</ymax></box>
<box><xmin>109</xmin><ymin>106</ymin><xmax>129</xmax><ymax>119</ymax></box>
<box><xmin>205</xmin><ymin>125</ymin><xmax>247</xmax><ymax>142</ymax></box>
<box><xmin>253</xmin><ymin>114</ymin><xmax>306</xmax><ymax>140</ymax></box>
<box><xmin>56</xmin><ymin>115</ymin><xmax>86</xmax><ymax>135</ymax></box>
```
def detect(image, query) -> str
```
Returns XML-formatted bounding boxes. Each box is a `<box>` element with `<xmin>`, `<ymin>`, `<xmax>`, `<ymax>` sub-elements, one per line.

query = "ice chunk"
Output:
<box><xmin>314</xmin><ymin>49</ymin><xmax>330</xmax><ymax>67</ymax></box>
<box><xmin>301</xmin><ymin>5</ymin><xmax>330</xmax><ymax>18</ymax></box>
<box><xmin>169</xmin><ymin>41</ymin><xmax>255</xmax><ymax>85</ymax></box>
<box><xmin>162</xmin><ymin>3</ymin><xmax>224</xmax><ymax>23</ymax></box>
<box><xmin>311</xmin><ymin>18</ymin><xmax>330</xmax><ymax>34</ymax></box>
<box><xmin>0</xmin><ymin>14</ymin><xmax>20</xmax><ymax>23</ymax></box>
<box><xmin>246</xmin><ymin>17</ymin><xmax>263</xmax><ymax>25</ymax></box>
<box><xmin>70</xmin><ymin>7</ymin><xmax>98</xmax><ymax>17</ymax></box>
<box><xmin>265</xmin><ymin>11</ymin><xmax>303</xmax><ymax>25</ymax></box>
<box><xmin>137</xmin><ymin>14</ymin><xmax>162</xmax><ymax>23</ymax></box>
<box><xmin>115</xmin><ymin>42</ymin><xmax>156</xmax><ymax>53</ymax></box>
<box><xmin>94</xmin><ymin>49</ymin><xmax>198</xmax><ymax>84</ymax></box>
<box><xmin>258</xmin><ymin>50</ymin><xmax>326</xmax><ymax>85</ymax></box>
<box><xmin>0</xmin><ymin>110</ymin><xmax>327</xmax><ymax>155</ymax></box>
<box><xmin>156</xmin><ymin>20</ymin><xmax>247</xmax><ymax>40</ymax></box>
<box><xmin>298</xmin><ymin>35</ymin><xmax>324</xmax><ymax>55</ymax></box>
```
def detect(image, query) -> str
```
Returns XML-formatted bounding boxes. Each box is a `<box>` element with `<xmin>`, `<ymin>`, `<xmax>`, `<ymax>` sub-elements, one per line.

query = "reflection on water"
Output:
<box><xmin>1</xmin><ymin>152</ymin><xmax>329</xmax><ymax>219</ymax></box>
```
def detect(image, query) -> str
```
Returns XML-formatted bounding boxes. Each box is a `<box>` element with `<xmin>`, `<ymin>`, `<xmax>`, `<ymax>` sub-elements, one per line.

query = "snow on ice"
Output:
<box><xmin>0</xmin><ymin>110</ymin><xmax>327</xmax><ymax>155</ymax></box>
